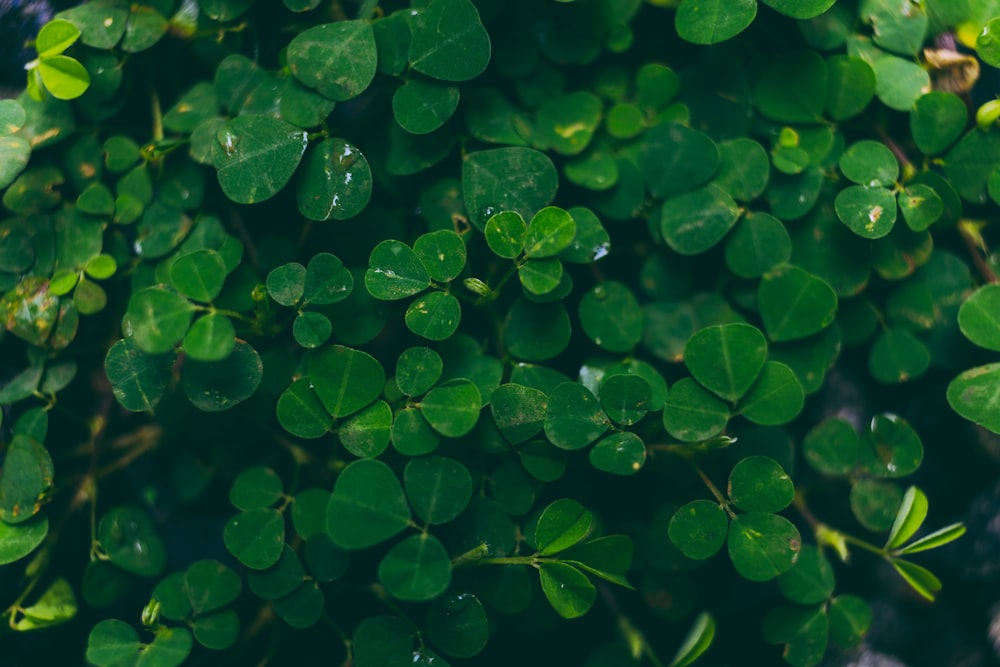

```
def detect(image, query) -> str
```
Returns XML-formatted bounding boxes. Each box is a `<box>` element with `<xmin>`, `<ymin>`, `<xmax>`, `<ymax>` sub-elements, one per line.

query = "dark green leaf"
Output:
<box><xmin>223</xmin><ymin>508</ymin><xmax>284</xmax><ymax>569</ymax></box>
<box><xmin>0</xmin><ymin>515</ymin><xmax>48</xmax><ymax>565</ymax></box>
<box><xmin>365</xmin><ymin>240</ymin><xmax>431</xmax><ymax>300</ymax></box>
<box><xmin>230</xmin><ymin>467</ymin><xmax>283</xmax><ymax>511</ymax></box>
<box><xmin>405</xmin><ymin>291</ymin><xmax>461</xmax><ymax>340</ymax></box>
<box><xmin>825</xmin><ymin>55</ymin><xmax>876</xmax><ymax>121</ymax></box>
<box><xmin>675</xmin><ymin>0</ymin><xmax>756</xmax><ymax>45</ymax></box>
<box><xmin>661</xmin><ymin>184</ymin><xmax>739</xmax><ymax>256</ymax></box>
<box><xmin>212</xmin><ymin>115</ymin><xmax>308</xmax><ymax>204</ymax></box>
<box><xmin>850</xmin><ymin>479</ymin><xmax>903</xmax><ymax>531</ymax></box>
<box><xmin>340</xmin><ymin>400</ymin><xmax>392</xmax><ymax>458</ymax></box>
<box><xmin>404</xmin><ymin>455</ymin><xmax>473</xmax><ymax>524</ymax></box>
<box><xmin>249</xmin><ymin>545</ymin><xmax>305</xmax><ymax>600</ymax></box>
<box><xmin>393</xmin><ymin>78</ymin><xmax>460</xmax><ymax>135</ymax></box>
<box><xmin>408</xmin><ymin>0</ymin><xmax>491</xmax><ymax>82</ymax></box>
<box><xmin>503</xmin><ymin>298</ymin><xmax>572</xmax><ymax>361</ymax></box>
<box><xmin>762</xmin><ymin>604</ymin><xmax>829</xmax><ymax>667</ymax></box>
<box><xmin>668</xmin><ymin>500</ymin><xmax>728</xmax><ymax>560</ymax></box>
<box><xmin>758</xmin><ymin>265</ymin><xmax>837</xmax><ymax>342</ymax></box>
<box><xmin>724</xmin><ymin>212</ymin><xmax>791</xmax><ymax>279</ymax></box>
<box><xmin>277</xmin><ymin>378</ymin><xmax>332</xmax><ymax>439</ymax></box>
<box><xmin>462</xmin><ymin>147</ymin><xmax>558</xmax><ymax>230</ymax></box>
<box><xmin>378</xmin><ymin>534</ymin><xmax>452</xmax><ymax>601</ymax></box>
<box><xmin>911</xmin><ymin>91</ymin><xmax>967</xmax><ymax>155</ymax></box>
<box><xmin>578</xmin><ymin>281</ymin><xmax>644</xmax><ymax>353</ymax></box>
<box><xmin>425</xmin><ymin>593</ymin><xmax>488</xmax><ymax>658</ymax></box>
<box><xmin>296</xmin><ymin>138</ymin><xmax>372</xmax><ymax>221</ymax></box>
<box><xmin>640</xmin><ymin>123</ymin><xmax>719</xmax><ymax>200</ymax></box>
<box><xmin>273</xmin><ymin>581</ymin><xmax>324</xmax><ymax>629</ymax></box>
<box><xmin>104</xmin><ymin>338</ymin><xmax>175</xmax><ymax>413</ymax></box>
<box><xmin>535</xmin><ymin>498</ymin><xmax>594</xmax><ymax>555</ymax></box>
<box><xmin>353</xmin><ymin>616</ymin><xmax>413</xmax><ymax>667</ymax></box>
<box><xmin>484</xmin><ymin>211</ymin><xmax>527</xmax><ymax>259</ymax></box>
<box><xmin>326</xmin><ymin>459</ymin><xmax>411</xmax><ymax>549</ymax></box>
<box><xmin>125</xmin><ymin>287</ymin><xmax>194</xmax><ymax>355</ymax></box>
<box><xmin>727</xmin><ymin>512</ymin><xmax>801</xmax><ymax>582</ymax></box>
<box><xmin>184</xmin><ymin>559</ymin><xmax>241</xmax><ymax>614</ymax></box>
<box><xmin>685</xmin><ymin>323</ymin><xmax>767</xmax><ymax>402</ymax></box>
<box><xmin>538</xmin><ymin>562</ymin><xmax>596</xmax><ymax>619</ymax></box>
<box><xmin>98</xmin><ymin>506</ymin><xmax>166</xmax><ymax>576</ymax></box>
<box><xmin>182</xmin><ymin>340</ymin><xmax>262</xmax><ymax>411</ymax></box>
<box><xmin>544</xmin><ymin>382</ymin><xmax>610</xmax><ymax>450</ymax></box>
<box><xmin>754</xmin><ymin>51</ymin><xmax>827</xmax><ymax>124</ymax></box>
<box><xmin>662</xmin><ymin>377</ymin><xmax>730</xmax><ymax>442</ymax></box>
<box><xmin>778</xmin><ymin>545</ymin><xmax>835</xmax><ymax>605</ymax></box>
<box><xmin>738</xmin><ymin>361</ymin><xmax>805</xmax><ymax>426</ymax></box>
<box><xmin>948</xmin><ymin>363</ymin><xmax>1000</xmax><ymax>434</ymax></box>
<box><xmin>803</xmin><ymin>418</ymin><xmax>858</xmax><ymax>476</ymax></box>
<box><xmin>413</xmin><ymin>230</ymin><xmax>466</xmax><ymax>282</ymax></box>
<box><xmin>728</xmin><ymin>456</ymin><xmax>794</xmax><ymax>513</ymax></box>
<box><xmin>287</xmin><ymin>21</ymin><xmax>377</xmax><ymax>101</ymax></box>
<box><xmin>491</xmin><ymin>383</ymin><xmax>547</xmax><ymax>445</ymax></box>
<box><xmin>420</xmin><ymin>379</ymin><xmax>481</xmax><ymax>437</ymax></box>
<box><xmin>828</xmin><ymin>595</ymin><xmax>872</xmax><ymax>648</ymax></box>
<box><xmin>308</xmin><ymin>345</ymin><xmax>384</xmax><ymax>418</ymax></box>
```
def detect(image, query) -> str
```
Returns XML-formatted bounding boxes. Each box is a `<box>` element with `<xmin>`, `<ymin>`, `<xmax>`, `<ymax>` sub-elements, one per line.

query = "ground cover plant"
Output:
<box><xmin>1</xmin><ymin>0</ymin><xmax>999</xmax><ymax>665</ymax></box>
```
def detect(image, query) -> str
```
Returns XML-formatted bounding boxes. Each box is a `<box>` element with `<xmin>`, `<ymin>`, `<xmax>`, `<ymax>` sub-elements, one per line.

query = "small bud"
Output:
<box><xmin>463</xmin><ymin>277</ymin><xmax>491</xmax><ymax>297</ymax></box>
<box><xmin>141</xmin><ymin>599</ymin><xmax>161</xmax><ymax>627</ymax></box>
<box><xmin>976</xmin><ymin>99</ymin><xmax>1000</xmax><ymax>130</ymax></box>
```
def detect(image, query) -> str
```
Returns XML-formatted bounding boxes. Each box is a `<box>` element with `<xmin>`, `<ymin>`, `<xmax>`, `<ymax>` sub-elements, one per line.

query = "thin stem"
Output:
<box><xmin>840</xmin><ymin>532</ymin><xmax>887</xmax><ymax>558</ymax></box>
<box><xmin>689</xmin><ymin>459</ymin><xmax>735</xmax><ymax>518</ymax></box>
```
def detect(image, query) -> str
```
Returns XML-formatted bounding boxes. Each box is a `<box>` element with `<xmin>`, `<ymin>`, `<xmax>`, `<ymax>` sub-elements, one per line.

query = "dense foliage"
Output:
<box><xmin>1</xmin><ymin>0</ymin><xmax>998</xmax><ymax>665</ymax></box>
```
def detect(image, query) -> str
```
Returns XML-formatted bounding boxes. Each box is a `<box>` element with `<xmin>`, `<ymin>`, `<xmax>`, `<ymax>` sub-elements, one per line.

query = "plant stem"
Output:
<box><xmin>358</xmin><ymin>0</ymin><xmax>380</xmax><ymax>20</ymax></box>
<box><xmin>689</xmin><ymin>459</ymin><xmax>735</xmax><ymax>519</ymax></box>
<box><xmin>958</xmin><ymin>219</ymin><xmax>998</xmax><ymax>284</ymax></box>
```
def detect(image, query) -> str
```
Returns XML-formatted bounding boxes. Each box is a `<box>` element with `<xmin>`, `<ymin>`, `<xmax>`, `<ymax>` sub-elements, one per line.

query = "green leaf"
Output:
<box><xmin>38</xmin><ymin>55</ymin><xmax>90</xmax><ymax>100</ymax></box>
<box><xmin>518</xmin><ymin>440</ymin><xmax>567</xmax><ymax>482</ymax></box>
<box><xmin>524</xmin><ymin>207</ymin><xmax>576</xmax><ymax>259</ymax></box>
<box><xmin>958</xmin><ymin>284</ymin><xmax>1000</xmax><ymax>351</ymax></box>
<box><xmin>212</xmin><ymin>115</ymin><xmax>308</xmax><ymax>205</ymax></box>
<box><xmin>413</xmin><ymin>230</ymin><xmax>466</xmax><ymax>282</ymax></box>
<box><xmin>0</xmin><ymin>99</ymin><xmax>26</xmax><ymax>136</ymax></box>
<box><xmin>778</xmin><ymin>545</ymin><xmax>835</xmax><ymax>605</ymax></box>
<box><xmin>391</xmin><ymin>408</ymin><xmax>440</xmax><ymax>456</ymax></box>
<box><xmin>850</xmin><ymin>479</ymin><xmax>903</xmax><ymax>531</ymax></box>
<box><xmin>885</xmin><ymin>485</ymin><xmax>928</xmax><ymax>550</ymax></box>
<box><xmin>86</xmin><ymin>619</ymin><xmax>141</xmax><ymax>666</ymax></box>
<box><xmin>491</xmin><ymin>383</ymin><xmax>547</xmax><ymax>445</ymax></box>
<box><xmin>98</xmin><ymin>506</ymin><xmax>166</xmax><ymax>576</ymax></box>
<box><xmin>171</xmin><ymin>249</ymin><xmax>226</xmax><ymax>303</ymax></box>
<box><xmin>184</xmin><ymin>559</ymin><xmax>242</xmax><ymax>614</ymax></box>
<box><xmin>868</xmin><ymin>328</ymin><xmax>930</xmax><ymax>383</ymax></box>
<box><xmin>292</xmin><ymin>311</ymin><xmax>331</xmax><ymax>348</ymax></box>
<box><xmin>715</xmin><ymin>138</ymin><xmax>770</xmax><ymax>202</ymax></box>
<box><xmin>296</xmin><ymin>138</ymin><xmax>372</xmax><ymax>221</ymax></box>
<box><xmin>685</xmin><ymin>323</ymin><xmax>767</xmax><ymax>402</ymax></box>
<box><xmin>944</xmin><ymin>129</ymin><xmax>1000</xmax><ymax>204</ymax></box>
<box><xmin>182</xmin><ymin>340</ymin><xmax>262</xmax><ymax>411</ymax></box>
<box><xmin>738</xmin><ymin>361</ymin><xmax>805</xmax><ymax>426</ymax></box>
<box><xmin>728</xmin><ymin>456</ymin><xmax>794</xmax><ymax>513</ymax></box>
<box><xmin>420</xmin><ymin>379</ymin><xmax>481</xmax><ymax>437</ymax></box>
<box><xmin>661</xmin><ymin>184</ymin><xmax>739</xmax><ymax>256</ymax></box>
<box><xmin>125</xmin><ymin>287</ymin><xmax>195</xmax><ymax>355</ymax></box>
<box><xmin>395</xmin><ymin>347</ymin><xmax>443</xmax><ymax>397</ymax></box>
<box><xmin>724</xmin><ymin>212</ymin><xmax>791</xmax><ymax>279</ymax></box>
<box><xmin>393</xmin><ymin>78</ymin><xmax>460</xmax><ymax>135</ymax></box>
<box><xmin>668</xmin><ymin>612</ymin><xmax>717</xmax><ymax>667</ymax></box>
<box><xmin>0</xmin><ymin>433</ymin><xmax>54</xmax><ymax>524</ymax></box>
<box><xmin>891</xmin><ymin>558</ymin><xmax>942</xmax><ymax>601</ymax></box>
<box><xmin>727</xmin><ymin>512</ymin><xmax>801</xmax><ymax>582</ymax></box>
<box><xmin>425</xmin><ymin>593</ymin><xmax>489</xmax><ymax>658</ymax></box>
<box><xmin>803</xmin><ymin>418</ymin><xmax>859</xmax><ymax>476</ymax></box>
<box><xmin>462</xmin><ymin>147</ymin><xmax>558</xmax><ymax>230</ymax></box>
<box><xmin>365</xmin><ymin>240</ymin><xmax>431</xmax><ymax>300</ymax></box>
<box><xmin>872</xmin><ymin>55</ymin><xmax>931</xmax><ymax>112</ymax></box>
<box><xmin>544</xmin><ymin>382</ymin><xmax>610</xmax><ymax>450</ymax></box>
<box><xmin>503</xmin><ymin>298</ymin><xmax>572</xmax><ymax>361</ymax></box>
<box><xmin>640</xmin><ymin>123</ymin><xmax>719</xmax><ymax>200</ymax></box>
<box><xmin>538</xmin><ymin>562</ymin><xmax>596</xmax><ymax>619</ymax></box>
<box><xmin>0</xmin><ymin>516</ymin><xmax>48</xmax><ymax>565</ymax></box>
<box><xmin>861</xmin><ymin>0</ymin><xmax>928</xmax><ymax>56</ymax></box>
<box><xmin>326</xmin><ymin>459</ymin><xmax>411</xmax><ymax>549</ymax></box>
<box><xmin>911</xmin><ymin>92</ymin><xmax>967</xmax><ymax>155</ymax></box>
<box><xmin>224</xmin><ymin>508</ymin><xmax>284</xmax><ymax>570</ymax></box>
<box><xmin>668</xmin><ymin>500</ymin><xmax>728</xmax><ymax>560</ymax></box>
<box><xmin>675</xmin><ymin>0</ymin><xmax>756</xmax><ymax>45</ymax></box>
<box><xmin>273</xmin><ymin>581</ymin><xmax>324</xmax><ymax>629</ymax></box>
<box><xmin>858</xmin><ymin>413</ymin><xmax>923</xmax><ymax>478</ymax></box>
<box><xmin>948</xmin><ymin>363</ymin><xmax>1000</xmax><ymax>434</ymax></box>
<box><xmin>762</xmin><ymin>604</ymin><xmax>829</xmax><ymax>667</ymax></box>
<box><xmin>825</xmin><ymin>55</ymin><xmax>876</xmax><ymax>121</ymax></box>
<box><xmin>405</xmin><ymin>291</ymin><xmax>461</xmax><ymax>340</ymax></box>
<box><xmin>599</xmin><ymin>375</ymin><xmax>651</xmax><ymax>427</ymax></box>
<box><xmin>535</xmin><ymin>498</ymin><xmax>594</xmax><ymax>556</ymax></box>
<box><xmin>828</xmin><ymin>595</ymin><xmax>872</xmax><ymax>648</ymax></box>
<box><xmin>36</xmin><ymin>19</ymin><xmax>81</xmax><ymax>57</ymax></box>
<box><xmin>291</xmin><ymin>489</ymin><xmax>332</xmax><ymax>540</ymax></box>
<box><xmin>409</xmin><ymin>0</ymin><xmax>491</xmax><ymax>82</ymax></box>
<box><xmin>561</xmin><ymin>534</ymin><xmax>634</xmax><ymax>588</ymax></box>
<box><xmin>104</xmin><ymin>338</ymin><xmax>175</xmax><ymax>413</ymax></box>
<box><xmin>404</xmin><ymin>455</ymin><xmax>473</xmax><ymax>525</ymax></box>
<box><xmin>758</xmin><ymin>265</ymin><xmax>837</xmax><ymax>342</ymax></box>
<box><xmin>578</xmin><ymin>281</ymin><xmax>644</xmax><ymax>353</ymax></box>
<box><xmin>754</xmin><ymin>51</ymin><xmax>827</xmax><ymax>124</ymax></box>
<box><xmin>302</xmin><ymin>253</ymin><xmax>352</xmax><ymax>306</ymax></box>
<box><xmin>898</xmin><ymin>183</ymin><xmax>944</xmax><ymax>232</ymax></box>
<box><xmin>662</xmin><ymin>377</ymin><xmax>730</xmax><ymax>442</ymax></box>
<box><xmin>485</xmin><ymin>211</ymin><xmax>527</xmax><ymax>259</ymax></box>
<box><xmin>192</xmin><ymin>609</ymin><xmax>239</xmax><ymax>649</ymax></box>
<box><xmin>287</xmin><ymin>21</ymin><xmax>377</xmax><ymax>101</ymax></box>
<box><xmin>535</xmin><ymin>91</ymin><xmax>603</xmax><ymax>156</ymax></box>
<box><xmin>835</xmin><ymin>185</ymin><xmax>897</xmax><ymax>239</ymax></box>
<box><xmin>897</xmin><ymin>522</ymin><xmax>966</xmax><ymax>554</ymax></box>
<box><xmin>839</xmin><ymin>140</ymin><xmax>899</xmax><ymax>187</ymax></box>
<box><xmin>340</xmin><ymin>400</ymin><xmax>393</xmax><ymax>458</ymax></box>
<box><xmin>0</xmin><ymin>135</ymin><xmax>31</xmax><ymax>190</ymax></box>
<box><xmin>230</xmin><ymin>467</ymin><xmax>283</xmax><ymax>511</ymax></box>
<box><xmin>12</xmin><ymin>576</ymin><xmax>77</xmax><ymax>631</ymax></box>
<box><xmin>378</xmin><ymin>534</ymin><xmax>452</xmax><ymax>601</ymax></box>
<box><xmin>277</xmin><ymin>378</ymin><xmax>332</xmax><ymax>439</ymax></box>
<box><xmin>761</xmin><ymin>0</ymin><xmax>835</xmax><ymax>18</ymax></box>
<box><xmin>308</xmin><ymin>345</ymin><xmax>385</xmax><ymax>419</ymax></box>
<box><xmin>353</xmin><ymin>616</ymin><xmax>413</xmax><ymax>667</ymax></box>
